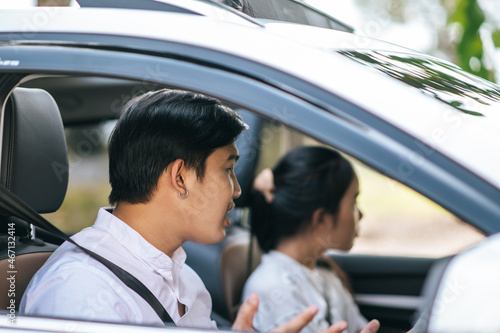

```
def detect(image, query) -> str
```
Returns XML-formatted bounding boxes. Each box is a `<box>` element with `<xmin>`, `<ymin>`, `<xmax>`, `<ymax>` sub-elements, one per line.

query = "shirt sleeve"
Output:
<box><xmin>21</xmin><ymin>263</ymin><xmax>145</xmax><ymax>324</ymax></box>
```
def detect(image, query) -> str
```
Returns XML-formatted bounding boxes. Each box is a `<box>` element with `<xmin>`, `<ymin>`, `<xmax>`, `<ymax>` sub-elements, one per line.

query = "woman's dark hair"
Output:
<box><xmin>251</xmin><ymin>146</ymin><xmax>354</xmax><ymax>252</ymax></box>
<box><xmin>108</xmin><ymin>89</ymin><xmax>247</xmax><ymax>205</ymax></box>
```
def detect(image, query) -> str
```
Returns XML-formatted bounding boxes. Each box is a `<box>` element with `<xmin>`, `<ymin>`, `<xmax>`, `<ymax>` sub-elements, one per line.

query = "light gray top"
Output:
<box><xmin>242</xmin><ymin>251</ymin><xmax>367</xmax><ymax>333</ymax></box>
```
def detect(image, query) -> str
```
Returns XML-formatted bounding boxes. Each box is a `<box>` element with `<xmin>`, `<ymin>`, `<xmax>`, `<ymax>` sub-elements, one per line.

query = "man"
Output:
<box><xmin>21</xmin><ymin>89</ymin><xmax>378</xmax><ymax>333</ymax></box>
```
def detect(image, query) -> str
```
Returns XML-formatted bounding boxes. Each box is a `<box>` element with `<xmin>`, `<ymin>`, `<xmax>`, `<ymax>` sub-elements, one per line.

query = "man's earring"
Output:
<box><xmin>179</xmin><ymin>190</ymin><xmax>189</xmax><ymax>199</ymax></box>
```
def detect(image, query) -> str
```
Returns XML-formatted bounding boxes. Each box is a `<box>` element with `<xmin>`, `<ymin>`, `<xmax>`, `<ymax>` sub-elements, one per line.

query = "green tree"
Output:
<box><xmin>446</xmin><ymin>0</ymin><xmax>495</xmax><ymax>81</ymax></box>
<box><xmin>348</xmin><ymin>0</ymin><xmax>499</xmax><ymax>83</ymax></box>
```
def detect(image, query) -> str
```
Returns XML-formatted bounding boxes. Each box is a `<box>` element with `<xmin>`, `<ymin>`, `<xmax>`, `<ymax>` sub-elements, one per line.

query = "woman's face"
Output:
<box><xmin>322</xmin><ymin>173</ymin><xmax>362</xmax><ymax>251</ymax></box>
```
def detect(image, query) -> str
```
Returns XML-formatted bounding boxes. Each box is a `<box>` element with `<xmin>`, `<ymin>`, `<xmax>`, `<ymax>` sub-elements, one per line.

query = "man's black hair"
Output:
<box><xmin>108</xmin><ymin>89</ymin><xmax>247</xmax><ymax>205</ymax></box>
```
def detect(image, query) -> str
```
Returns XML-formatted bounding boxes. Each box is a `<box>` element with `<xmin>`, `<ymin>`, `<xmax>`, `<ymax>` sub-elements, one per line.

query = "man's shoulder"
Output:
<box><xmin>21</xmin><ymin>242</ymin><xmax>143</xmax><ymax>322</ymax></box>
<box><xmin>28</xmin><ymin>240</ymin><xmax>114</xmax><ymax>287</ymax></box>
<box><xmin>21</xmin><ymin>239</ymin><xmax>141</xmax><ymax>309</ymax></box>
<box><xmin>27</xmin><ymin>223</ymin><xmax>132</xmax><ymax>294</ymax></box>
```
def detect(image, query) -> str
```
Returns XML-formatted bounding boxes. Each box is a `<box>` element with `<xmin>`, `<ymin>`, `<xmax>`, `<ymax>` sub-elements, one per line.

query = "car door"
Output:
<box><xmin>1</xmin><ymin>11</ymin><xmax>499</xmax><ymax>333</ymax></box>
<box><xmin>0</xmin><ymin>42</ymin><xmax>428</xmax><ymax>332</ymax></box>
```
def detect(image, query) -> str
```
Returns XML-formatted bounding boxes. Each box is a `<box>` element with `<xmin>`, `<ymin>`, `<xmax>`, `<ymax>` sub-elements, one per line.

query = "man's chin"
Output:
<box><xmin>198</xmin><ymin>230</ymin><xmax>227</xmax><ymax>245</ymax></box>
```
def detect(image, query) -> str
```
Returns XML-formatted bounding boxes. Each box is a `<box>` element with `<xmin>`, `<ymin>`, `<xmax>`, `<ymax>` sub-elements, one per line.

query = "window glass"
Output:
<box><xmin>43</xmin><ymin>121</ymin><xmax>115</xmax><ymax>234</ymax></box>
<box><xmin>42</xmin><ymin>89</ymin><xmax>484</xmax><ymax>255</ymax></box>
<box><xmin>257</xmin><ymin>124</ymin><xmax>485</xmax><ymax>258</ymax></box>
<box><xmin>351</xmin><ymin>161</ymin><xmax>485</xmax><ymax>258</ymax></box>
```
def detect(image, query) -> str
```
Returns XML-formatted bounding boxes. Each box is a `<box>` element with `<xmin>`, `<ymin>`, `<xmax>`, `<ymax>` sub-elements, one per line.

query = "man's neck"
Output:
<box><xmin>113</xmin><ymin>202</ymin><xmax>183</xmax><ymax>258</ymax></box>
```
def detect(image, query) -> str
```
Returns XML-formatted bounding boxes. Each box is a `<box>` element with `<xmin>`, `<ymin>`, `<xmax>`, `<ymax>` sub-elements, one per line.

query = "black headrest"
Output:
<box><xmin>234</xmin><ymin>109</ymin><xmax>263</xmax><ymax>207</ymax></box>
<box><xmin>1</xmin><ymin>88</ymin><xmax>69</xmax><ymax>214</ymax></box>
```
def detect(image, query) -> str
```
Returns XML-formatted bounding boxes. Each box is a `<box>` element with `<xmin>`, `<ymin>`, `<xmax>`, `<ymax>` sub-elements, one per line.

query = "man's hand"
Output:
<box><xmin>233</xmin><ymin>293</ymin><xmax>349</xmax><ymax>333</ymax></box>
<box><xmin>232</xmin><ymin>293</ymin><xmax>260</xmax><ymax>331</ymax></box>
<box><xmin>270</xmin><ymin>307</ymin><xmax>347</xmax><ymax>333</ymax></box>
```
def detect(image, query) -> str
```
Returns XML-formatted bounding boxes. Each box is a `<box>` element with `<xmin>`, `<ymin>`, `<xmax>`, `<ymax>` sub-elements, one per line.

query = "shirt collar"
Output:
<box><xmin>93</xmin><ymin>207</ymin><xmax>186</xmax><ymax>284</ymax></box>
<box><xmin>267</xmin><ymin>250</ymin><xmax>305</xmax><ymax>267</ymax></box>
<box><xmin>267</xmin><ymin>250</ymin><xmax>316</xmax><ymax>274</ymax></box>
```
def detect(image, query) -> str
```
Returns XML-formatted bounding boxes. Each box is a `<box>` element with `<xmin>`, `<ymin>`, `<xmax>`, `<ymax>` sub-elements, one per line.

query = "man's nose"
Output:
<box><xmin>233</xmin><ymin>177</ymin><xmax>242</xmax><ymax>199</ymax></box>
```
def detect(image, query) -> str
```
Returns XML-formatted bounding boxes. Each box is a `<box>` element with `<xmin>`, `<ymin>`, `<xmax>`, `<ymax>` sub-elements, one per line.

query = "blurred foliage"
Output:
<box><xmin>493</xmin><ymin>29</ymin><xmax>500</xmax><ymax>47</ymax></box>
<box><xmin>353</xmin><ymin>0</ymin><xmax>499</xmax><ymax>83</ymax></box>
<box><xmin>65</xmin><ymin>124</ymin><xmax>107</xmax><ymax>157</ymax></box>
<box><xmin>446</xmin><ymin>0</ymin><xmax>495</xmax><ymax>81</ymax></box>
<box><xmin>43</xmin><ymin>183</ymin><xmax>111</xmax><ymax>234</ymax></box>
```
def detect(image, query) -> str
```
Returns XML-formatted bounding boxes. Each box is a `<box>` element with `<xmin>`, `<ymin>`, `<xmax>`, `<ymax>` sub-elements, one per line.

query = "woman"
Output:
<box><xmin>242</xmin><ymin>146</ymin><xmax>378</xmax><ymax>333</ymax></box>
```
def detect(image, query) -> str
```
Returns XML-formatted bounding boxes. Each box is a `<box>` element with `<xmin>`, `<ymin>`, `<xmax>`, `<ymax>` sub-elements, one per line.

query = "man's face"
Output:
<box><xmin>182</xmin><ymin>142</ymin><xmax>241</xmax><ymax>244</ymax></box>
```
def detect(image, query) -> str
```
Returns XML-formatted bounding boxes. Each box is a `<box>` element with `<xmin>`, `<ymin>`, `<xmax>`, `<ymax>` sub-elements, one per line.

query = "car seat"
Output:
<box><xmin>184</xmin><ymin>109</ymin><xmax>264</xmax><ymax>325</ymax></box>
<box><xmin>0</xmin><ymin>87</ymin><xmax>68</xmax><ymax>310</ymax></box>
<box><xmin>421</xmin><ymin>234</ymin><xmax>500</xmax><ymax>332</ymax></box>
<box><xmin>410</xmin><ymin>255</ymin><xmax>454</xmax><ymax>332</ymax></box>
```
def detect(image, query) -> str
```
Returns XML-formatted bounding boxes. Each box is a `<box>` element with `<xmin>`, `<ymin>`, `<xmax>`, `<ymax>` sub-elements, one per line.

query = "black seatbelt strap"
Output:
<box><xmin>0</xmin><ymin>185</ymin><xmax>175</xmax><ymax>325</ymax></box>
<box><xmin>247</xmin><ymin>227</ymin><xmax>254</xmax><ymax>278</ymax></box>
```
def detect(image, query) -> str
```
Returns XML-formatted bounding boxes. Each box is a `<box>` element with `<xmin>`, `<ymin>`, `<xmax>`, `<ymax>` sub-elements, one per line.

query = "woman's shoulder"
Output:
<box><xmin>245</xmin><ymin>252</ymin><xmax>310</xmax><ymax>293</ymax></box>
<box><xmin>248</xmin><ymin>253</ymin><xmax>285</xmax><ymax>279</ymax></box>
<box><xmin>257</xmin><ymin>251</ymin><xmax>304</xmax><ymax>275</ymax></box>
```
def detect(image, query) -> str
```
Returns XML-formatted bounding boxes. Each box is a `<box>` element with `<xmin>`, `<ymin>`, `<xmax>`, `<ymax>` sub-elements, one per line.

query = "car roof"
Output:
<box><xmin>1</xmin><ymin>7</ymin><xmax>499</xmax><ymax>197</ymax></box>
<box><xmin>75</xmin><ymin>0</ymin><xmax>265</xmax><ymax>26</ymax></box>
<box><xmin>75</xmin><ymin>0</ymin><xmax>354</xmax><ymax>32</ymax></box>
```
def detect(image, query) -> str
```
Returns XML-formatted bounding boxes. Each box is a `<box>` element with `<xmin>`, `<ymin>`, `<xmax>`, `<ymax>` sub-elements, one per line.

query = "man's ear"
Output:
<box><xmin>168</xmin><ymin>159</ymin><xmax>188</xmax><ymax>195</ymax></box>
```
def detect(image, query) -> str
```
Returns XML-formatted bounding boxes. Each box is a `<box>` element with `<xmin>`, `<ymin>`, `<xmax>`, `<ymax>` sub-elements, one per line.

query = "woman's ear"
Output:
<box><xmin>311</xmin><ymin>208</ymin><xmax>327</xmax><ymax>229</ymax></box>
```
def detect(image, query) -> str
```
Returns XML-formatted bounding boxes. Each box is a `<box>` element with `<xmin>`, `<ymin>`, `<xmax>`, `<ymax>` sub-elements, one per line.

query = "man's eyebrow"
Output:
<box><xmin>228</xmin><ymin>154</ymin><xmax>240</xmax><ymax>162</ymax></box>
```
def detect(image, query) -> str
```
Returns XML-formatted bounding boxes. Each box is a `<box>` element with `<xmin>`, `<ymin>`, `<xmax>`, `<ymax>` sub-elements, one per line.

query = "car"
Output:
<box><xmin>0</xmin><ymin>1</ymin><xmax>499</xmax><ymax>333</ymax></box>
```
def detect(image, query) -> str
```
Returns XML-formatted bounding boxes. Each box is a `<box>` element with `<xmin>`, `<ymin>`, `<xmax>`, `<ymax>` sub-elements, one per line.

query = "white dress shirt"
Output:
<box><xmin>20</xmin><ymin>208</ymin><xmax>216</xmax><ymax>329</ymax></box>
<box><xmin>242</xmin><ymin>251</ymin><xmax>366</xmax><ymax>333</ymax></box>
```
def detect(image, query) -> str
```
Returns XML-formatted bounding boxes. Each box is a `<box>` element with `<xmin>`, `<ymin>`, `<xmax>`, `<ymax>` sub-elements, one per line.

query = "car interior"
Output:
<box><xmin>0</xmin><ymin>74</ymin><xmax>486</xmax><ymax>333</ymax></box>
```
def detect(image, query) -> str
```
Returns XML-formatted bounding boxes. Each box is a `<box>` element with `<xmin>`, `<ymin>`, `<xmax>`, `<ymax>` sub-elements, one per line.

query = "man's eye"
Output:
<box><xmin>227</xmin><ymin>167</ymin><xmax>235</xmax><ymax>173</ymax></box>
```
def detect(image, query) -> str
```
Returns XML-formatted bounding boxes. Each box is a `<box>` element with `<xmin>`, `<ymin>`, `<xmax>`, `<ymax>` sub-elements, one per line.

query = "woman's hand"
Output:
<box><xmin>253</xmin><ymin>168</ymin><xmax>275</xmax><ymax>203</ymax></box>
